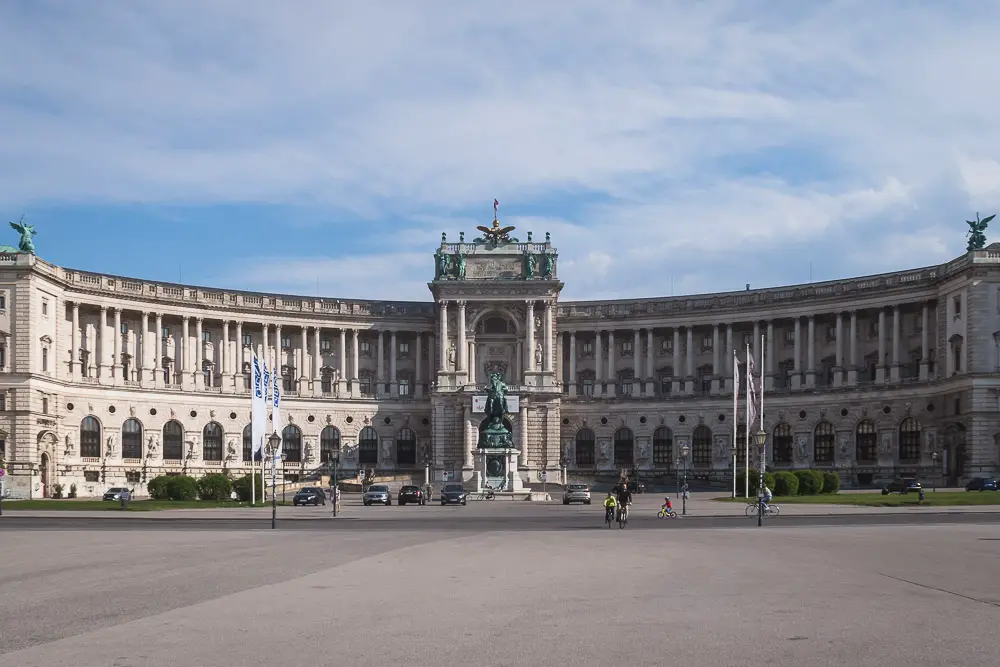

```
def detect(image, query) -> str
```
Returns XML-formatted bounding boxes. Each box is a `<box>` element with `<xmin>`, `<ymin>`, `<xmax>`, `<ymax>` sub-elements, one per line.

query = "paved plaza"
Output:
<box><xmin>1</xmin><ymin>501</ymin><xmax>998</xmax><ymax>667</ymax></box>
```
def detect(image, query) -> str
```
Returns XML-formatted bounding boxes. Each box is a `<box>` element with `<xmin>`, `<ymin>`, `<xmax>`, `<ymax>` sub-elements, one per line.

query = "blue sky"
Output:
<box><xmin>2</xmin><ymin>1</ymin><xmax>1000</xmax><ymax>301</ymax></box>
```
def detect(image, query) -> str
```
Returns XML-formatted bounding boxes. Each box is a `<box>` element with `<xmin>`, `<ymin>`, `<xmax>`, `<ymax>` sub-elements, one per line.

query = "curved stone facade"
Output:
<box><xmin>1</xmin><ymin>230</ymin><xmax>998</xmax><ymax>498</ymax></box>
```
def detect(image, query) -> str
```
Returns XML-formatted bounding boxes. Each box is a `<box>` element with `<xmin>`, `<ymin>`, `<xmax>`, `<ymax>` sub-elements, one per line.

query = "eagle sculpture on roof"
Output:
<box><xmin>476</xmin><ymin>218</ymin><xmax>517</xmax><ymax>245</ymax></box>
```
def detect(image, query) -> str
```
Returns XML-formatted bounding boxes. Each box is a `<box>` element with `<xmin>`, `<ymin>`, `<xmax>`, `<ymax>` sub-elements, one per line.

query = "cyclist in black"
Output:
<box><xmin>615</xmin><ymin>484</ymin><xmax>633</xmax><ymax>523</ymax></box>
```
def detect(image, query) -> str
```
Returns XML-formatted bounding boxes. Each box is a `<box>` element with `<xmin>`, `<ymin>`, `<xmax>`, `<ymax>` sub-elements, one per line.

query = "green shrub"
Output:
<box><xmin>736</xmin><ymin>469</ymin><xmax>776</xmax><ymax>497</ymax></box>
<box><xmin>51</xmin><ymin>483</ymin><xmax>64</xmax><ymax>499</ymax></box>
<box><xmin>232</xmin><ymin>474</ymin><xmax>265</xmax><ymax>502</ymax></box>
<box><xmin>772</xmin><ymin>471</ymin><xmax>799</xmax><ymax>496</ymax></box>
<box><xmin>794</xmin><ymin>469</ymin><xmax>825</xmax><ymax>495</ymax></box>
<box><xmin>68</xmin><ymin>483</ymin><xmax>77</xmax><ymax>498</ymax></box>
<box><xmin>197</xmin><ymin>473</ymin><xmax>233</xmax><ymax>501</ymax></box>
<box><xmin>821</xmin><ymin>471</ymin><xmax>841</xmax><ymax>494</ymax></box>
<box><xmin>147</xmin><ymin>475</ymin><xmax>171</xmax><ymax>500</ymax></box>
<box><xmin>165</xmin><ymin>475</ymin><xmax>199</xmax><ymax>501</ymax></box>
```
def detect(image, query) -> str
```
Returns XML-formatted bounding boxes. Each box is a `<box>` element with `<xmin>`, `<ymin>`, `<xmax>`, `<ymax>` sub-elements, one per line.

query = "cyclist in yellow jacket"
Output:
<box><xmin>603</xmin><ymin>492</ymin><xmax>617</xmax><ymax>523</ymax></box>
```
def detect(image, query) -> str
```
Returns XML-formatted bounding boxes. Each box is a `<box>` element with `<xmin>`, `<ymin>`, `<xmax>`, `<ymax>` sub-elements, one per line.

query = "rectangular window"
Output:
<box><xmin>360</xmin><ymin>341</ymin><xmax>372</xmax><ymax>354</ymax></box>
<box><xmin>582</xmin><ymin>379</ymin><xmax>594</xmax><ymax>396</ymax></box>
<box><xmin>620</xmin><ymin>380</ymin><xmax>633</xmax><ymax>396</ymax></box>
<box><xmin>283</xmin><ymin>374</ymin><xmax>293</xmax><ymax>392</ymax></box>
<box><xmin>202</xmin><ymin>331</ymin><xmax>212</xmax><ymax>342</ymax></box>
<box><xmin>399</xmin><ymin>341</ymin><xmax>410</xmax><ymax>355</ymax></box>
<box><xmin>162</xmin><ymin>327</ymin><xmax>170</xmax><ymax>339</ymax></box>
<box><xmin>783</xmin><ymin>330</ymin><xmax>794</xmax><ymax>346</ymax></box>
<box><xmin>320</xmin><ymin>338</ymin><xmax>332</xmax><ymax>352</ymax></box>
<box><xmin>0</xmin><ymin>346</ymin><xmax>6</xmax><ymax>368</ymax></box>
<box><xmin>0</xmin><ymin>294</ymin><xmax>6</xmax><ymax>310</ymax></box>
<box><xmin>121</xmin><ymin>322</ymin><xmax>128</xmax><ymax>334</ymax></box>
<box><xmin>826</xmin><ymin>325</ymin><xmax>836</xmax><ymax>341</ymax></box>
<box><xmin>281</xmin><ymin>336</ymin><xmax>291</xmax><ymax>349</ymax></box>
<box><xmin>701</xmin><ymin>336</ymin><xmax>713</xmax><ymax>352</ymax></box>
<box><xmin>742</xmin><ymin>333</ymin><xmax>752</xmax><ymax>348</ymax></box>
<box><xmin>242</xmin><ymin>333</ymin><xmax>252</xmax><ymax>346</ymax></box>
<box><xmin>125</xmin><ymin>471</ymin><xmax>141</xmax><ymax>484</ymax></box>
<box><xmin>953</xmin><ymin>295</ymin><xmax>962</xmax><ymax>319</ymax></box>
<box><xmin>868</xmin><ymin>321</ymin><xmax>878</xmax><ymax>338</ymax></box>
<box><xmin>42</xmin><ymin>397</ymin><xmax>48</xmax><ymax>413</ymax></box>
<box><xmin>622</xmin><ymin>340</ymin><xmax>633</xmax><ymax>356</ymax></box>
<box><xmin>0</xmin><ymin>396</ymin><xmax>6</xmax><ymax>411</ymax></box>
<box><xmin>360</xmin><ymin>378</ymin><xmax>371</xmax><ymax>396</ymax></box>
<box><xmin>660</xmin><ymin>376</ymin><xmax>671</xmax><ymax>395</ymax></box>
<box><xmin>661</xmin><ymin>338</ymin><xmax>673</xmax><ymax>354</ymax></box>
<box><xmin>84</xmin><ymin>471</ymin><xmax>100</xmax><ymax>482</ymax></box>
<box><xmin>321</xmin><ymin>375</ymin><xmax>332</xmax><ymax>394</ymax></box>
<box><xmin>398</xmin><ymin>379</ymin><xmax>410</xmax><ymax>396</ymax></box>
<box><xmin>582</xmin><ymin>341</ymin><xmax>593</xmax><ymax>355</ymax></box>
<box><xmin>41</xmin><ymin>299</ymin><xmax>48</xmax><ymax>316</ymax></box>
<box><xmin>42</xmin><ymin>347</ymin><xmax>48</xmax><ymax>372</ymax></box>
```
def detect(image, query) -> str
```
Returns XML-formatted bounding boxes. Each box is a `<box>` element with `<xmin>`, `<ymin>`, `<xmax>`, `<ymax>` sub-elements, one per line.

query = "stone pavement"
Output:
<box><xmin>0</xmin><ymin>516</ymin><xmax>997</xmax><ymax>666</ymax></box>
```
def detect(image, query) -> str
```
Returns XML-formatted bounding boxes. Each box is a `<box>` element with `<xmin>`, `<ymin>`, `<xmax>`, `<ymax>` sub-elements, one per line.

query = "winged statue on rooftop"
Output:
<box><xmin>475</xmin><ymin>199</ymin><xmax>517</xmax><ymax>247</ymax></box>
<box><xmin>966</xmin><ymin>212</ymin><xmax>994</xmax><ymax>251</ymax></box>
<box><xmin>8</xmin><ymin>215</ymin><xmax>36</xmax><ymax>254</ymax></box>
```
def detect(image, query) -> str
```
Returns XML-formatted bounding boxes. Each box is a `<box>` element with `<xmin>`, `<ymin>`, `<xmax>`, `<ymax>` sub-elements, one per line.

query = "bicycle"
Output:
<box><xmin>657</xmin><ymin>506</ymin><xmax>678</xmax><ymax>519</ymax></box>
<box><xmin>478</xmin><ymin>483</ymin><xmax>498</xmax><ymax>501</ymax></box>
<box><xmin>604</xmin><ymin>506</ymin><xmax>615</xmax><ymax>528</ymax></box>
<box><xmin>617</xmin><ymin>504</ymin><xmax>629</xmax><ymax>529</ymax></box>
<box><xmin>745</xmin><ymin>501</ymin><xmax>780</xmax><ymax>517</ymax></box>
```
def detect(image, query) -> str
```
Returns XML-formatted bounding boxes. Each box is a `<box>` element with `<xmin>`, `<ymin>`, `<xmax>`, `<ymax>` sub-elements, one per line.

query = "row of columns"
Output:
<box><xmin>563</xmin><ymin>303</ymin><xmax>934</xmax><ymax>396</ymax></box>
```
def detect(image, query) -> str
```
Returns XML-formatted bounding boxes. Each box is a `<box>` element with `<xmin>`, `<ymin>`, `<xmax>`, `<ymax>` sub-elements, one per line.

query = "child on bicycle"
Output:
<box><xmin>660</xmin><ymin>497</ymin><xmax>673</xmax><ymax>514</ymax></box>
<box><xmin>603</xmin><ymin>492</ymin><xmax>617</xmax><ymax>522</ymax></box>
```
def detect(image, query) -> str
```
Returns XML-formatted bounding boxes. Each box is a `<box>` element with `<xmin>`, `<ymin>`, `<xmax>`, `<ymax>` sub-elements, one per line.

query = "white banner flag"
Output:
<box><xmin>747</xmin><ymin>353</ymin><xmax>761</xmax><ymax>430</ymax></box>
<box><xmin>250</xmin><ymin>351</ymin><xmax>266</xmax><ymax>456</ymax></box>
<box><xmin>272</xmin><ymin>374</ymin><xmax>283</xmax><ymax>460</ymax></box>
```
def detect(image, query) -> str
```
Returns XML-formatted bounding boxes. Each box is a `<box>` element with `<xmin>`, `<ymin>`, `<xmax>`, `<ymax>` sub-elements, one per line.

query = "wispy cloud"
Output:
<box><xmin>2</xmin><ymin>1</ymin><xmax>1000</xmax><ymax>300</ymax></box>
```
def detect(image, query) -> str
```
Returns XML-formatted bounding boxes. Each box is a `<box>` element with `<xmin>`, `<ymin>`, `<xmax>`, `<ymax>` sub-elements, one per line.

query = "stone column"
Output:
<box><xmin>415</xmin><ymin>332</ymin><xmax>424</xmax><ymax>398</ymax></box>
<box><xmin>300</xmin><ymin>327</ymin><xmax>310</xmax><ymax>394</ymax></box>
<box><xmin>764</xmin><ymin>321</ymin><xmax>775</xmax><ymax>391</ymax></box>
<box><xmin>607</xmin><ymin>330</ymin><xmax>616</xmax><ymax>397</ymax></box>
<box><xmin>543</xmin><ymin>302</ymin><xmax>554</xmax><ymax>374</ymax></box>
<box><xmin>154</xmin><ymin>313</ymin><xmax>164</xmax><ymax>388</ymax></box>
<box><xmin>274</xmin><ymin>324</ymin><xmax>282</xmax><ymax>384</ymax></box>
<box><xmin>671</xmin><ymin>329</ymin><xmax>681</xmax><ymax>393</ymax></box>
<box><xmin>725</xmin><ymin>323</ymin><xmax>734</xmax><ymax>374</ymax></box>
<box><xmin>791</xmin><ymin>318</ymin><xmax>801</xmax><ymax>389</ymax></box>
<box><xmin>848</xmin><ymin>311</ymin><xmax>858</xmax><ymax>385</ymax></box>
<box><xmin>221</xmin><ymin>320</ymin><xmax>231</xmax><ymax>390</ymax></box>
<box><xmin>98</xmin><ymin>306</ymin><xmax>109</xmax><ymax>381</ymax></box>
<box><xmin>685</xmin><ymin>327</ymin><xmax>694</xmax><ymax>395</ymax></box>
<box><xmin>518</xmin><ymin>404</ymin><xmax>528</xmax><ymax>468</ymax></box>
<box><xmin>376</xmin><ymin>329</ymin><xmax>385</xmax><ymax>396</ymax></box>
<box><xmin>834</xmin><ymin>313</ymin><xmax>843</xmax><ymax>387</ymax></box>
<box><xmin>594</xmin><ymin>331</ymin><xmax>603</xmax><ymax>396</ymax></box>
<box><xmin>140</xmin><ymin>311</ymin><xmax>151</xmax><ymax>386</ymax></box>
<box><xmin>645</xmin><ymin>328</ymin><xmax>654</xmax><ymax>396</ymax></box>
<box><xmin>339</xmin><ymin>328</ymin><xmax>347</xmax><ymax>395</ymax></box>
<box><xmin>439</xmin><ymin>301</ymin><xmax>449</xmax><ymax>372</ymax></box>
<box><xmin>312</xmin><ymin>327</ymin><xmax>322</xmax><ymax>397</ymax></box>
<box><xmin>458</xmin><ymin>301</ymin><xmax>468</xmax><ymax>375</ymax></box>
<box><xmin>235</xmin><ymin>321</ymin><xmax>244</xmax><ymax>391</ymax></box>
<box><xmin>806</xmin><ymin>315</ymin><xmax>816</xmax><ymax>388</ymax></box>
<box><xmin>525</xmin><ymin>301</ymin><xmax>535</xmax><ymax>376</ymax></box>
<box><xmin>194</xmin><ymin>317</ymin><xmax>204</xmax><ymax>389</ymax></box>
<box><xmin>180</xmin><ymin>317</ymin><xmax>190</xmax><ymax>386</ymax></box>
<box><xmin>112</xmin><ymin>307</ymin><xmax>122</xmax><ymax>383</ymax></box>
<box><xmin>890</xmin><ymin>305</ymin><xmax>901</xmax><ymax>382</ymax></box>
<box><xmin>632</xmin><ymin>329</ymin><xmax>641</xmax><ymax>395</ymax></box>
<box><xmin>920</xmin><ymin>303</ymin><xmax>930</xmax><ymax>381</ymax></box>
<box><xmin>351</xmin><ymin>329</ymin><xmax>360</xmax><ymax>398</ymax></box>
<box><xmin>711</xmin><ymin>324</ymin><xmax>721</xmax><ymax>394</ymax></box>
<box><xmin>568</xmin><ymin>332</ymin><xmax>578</xmax><ymax>397</ymax></box>
<box><xmin>876</xmin><ymin>309</ymin><xmax>886</xmax><ymax>382</ymax></box>
<box><xmin>262</xmin><ymin>324</ymin><xmax>269</xmax><ymax>377</ymax></box>
<box><xmin>390</xmin><ymin>330</ymin><xmax>398</xmax><ymax>397</ymax></box>
<box><xmin>752</xmin><ymin>321</ymin><xmax>760</xmax><ymax>361</ymax></box>
<box><xmin>71</xmin><ymin>302</ymin><xmax>81</xmax><ymax>381</ymax></box>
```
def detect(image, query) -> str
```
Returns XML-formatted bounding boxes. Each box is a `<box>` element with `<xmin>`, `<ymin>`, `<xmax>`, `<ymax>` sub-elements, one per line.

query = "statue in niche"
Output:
<box><xmin>105</xmin><ymin>435</ymin><xmax>117</xmax><ymax>457</ymax></box>
<box><xmin>453</xmin><ymin>253</ymin><xmax>467</xmax><ymax>279</ymax></box>
<box><xmin>447</xmin><ymin>342</ymin><xmax>456</xmax><ymax>368</ymax></box>
<box><xmin>542</xmin><ymin>252</ymin><xmax>555</xmax><ymax>278</ymax></box>
<box><xmin>524</xmin><ymin>251</ymin><xmax>536</xmax><ymax>279</ymax></box>
<box><xmin>534</xmin><ymin>342</ymin><xmax>543</xmax><ymax>367</ymax></box>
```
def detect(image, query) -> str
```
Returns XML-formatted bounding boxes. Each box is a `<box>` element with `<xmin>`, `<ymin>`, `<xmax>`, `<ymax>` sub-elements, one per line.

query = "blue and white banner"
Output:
<box><xmin>272</xmin><ymin>373</ymin><xmax>283</xmax><ymax>460</ymax></box>
<box><xmin>250</xmin><ymin>351</ymin><xmax>266</xmax><ymax>456</ymax></box>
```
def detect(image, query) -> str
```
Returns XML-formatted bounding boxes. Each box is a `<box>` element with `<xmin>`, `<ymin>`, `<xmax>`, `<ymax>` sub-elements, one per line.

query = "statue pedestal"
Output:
<box><xmin>475</xmin><ymin>448</ymin><xmax>523</xmax><ymax>493</ymax></box>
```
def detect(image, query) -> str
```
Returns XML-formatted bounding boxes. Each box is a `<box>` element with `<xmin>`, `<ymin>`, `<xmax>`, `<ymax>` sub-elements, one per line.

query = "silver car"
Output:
<box><xmin>363</xmin><ymin>484</ymin><xmax>391</xmax><ymax>506</ymax></box>
<box><xmin>562</xmin><ymin>483</ymin><xmax>591</xmax><ymax>505</ymax></box>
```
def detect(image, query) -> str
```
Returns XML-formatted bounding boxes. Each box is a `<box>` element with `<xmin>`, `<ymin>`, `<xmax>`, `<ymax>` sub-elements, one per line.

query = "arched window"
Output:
<box><xmin>242</xmin><ymin>424</ymin><xmax>253</xmax><ymax>462</ymax></box>
<box><xmin>773</xmin><ymin>423</ymin><xmax>793</xmax><ymax>464</ymax></box>
<box><xmin>359</xmin><ymin>427</ymin><xmax>378</xmax><ymax>465</ymax></box>
<box><xmin>121</xmin><ymin>418</ymin><xmax>143</xmax><ymax>459</ymax></box>
<box><xmin>814</xmin><ymin>421</ymin><xmax>835</xmax><ymax>464</ymax></box>
<box><xmin>203</xmin><ymin>422</ymin><xmax>223</xmax><ymax>461</ymax></box>
<box><xmin>320</xmin><ymin>426</ymin><xmax>341</xmax><ymax>463</ymax></box>
<box><xmin>691</xmin><ymin>425</ymin><xmax>712</xmax><ymax>467</ymax></box>
<box><xmin>575</xmin><ymin>428</ymin><xmax>595</xmax><ymax>466</ymax></box>
<box><xmin>396</xmin><ymin>428</ymin><xmax>417</xmax><ymax>465</ymax></box>
<box><xmin>163</xmin><ymin>420</ymin><xmax>184</xmax><ymax>460</ymax></box>
<box><xmin>80</xmin><ymin>416</ymin><xmax>101</xmax><ymax>458</ymax></box>
<box><xmin>652</xmin><ymin>426</ymin><xmax>673</xmax><ymax>467</ymax></box>
<box><xmin>614</xmin><ymin>427</ymin><xmax>634</xmax><ymax>466</ymax></box>
<box><xmin>282</xmin><ymin>425</ymin><xmax>302</xmax><ymax>463</ymax></box>
<box><xmin>856</xmin><ymin>420</ymin><xmax>877</xmax><ymax>462</ymax></box>
<box><xmin>898</xmin><ymin>417</ymin><xmax>921</xmax><ymax>461</ymax></box>
<box><xmin>735</xmin><ymin>424</ymin><xmax>747</xmax><ymax>468</ymax></box>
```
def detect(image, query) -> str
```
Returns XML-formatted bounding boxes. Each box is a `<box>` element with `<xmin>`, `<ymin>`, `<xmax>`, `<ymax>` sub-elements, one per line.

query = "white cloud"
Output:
<box><xmin>3</xmin><ymin>2</ymin><xmax>1000</xmax><ymax>298</ymax></box>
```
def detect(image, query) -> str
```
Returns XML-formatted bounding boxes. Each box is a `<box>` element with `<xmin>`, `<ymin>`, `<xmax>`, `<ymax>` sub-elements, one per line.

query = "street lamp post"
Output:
<box><xmin>422</xmin><ymin>448</ymin><xmax>432</xmax><ymax>503</ymax></box>
<box><xmin>754</xmin><ymin>429</ymin><xmax>768</xmax><ymax>527</ymax></box>
<box><xmin>931</xmin><ymin>452</ymin><xmax>938</xmax><ymax>492</ymax></box>
<box><xmin>267</xmin><ymin>432</ymin><xmax>280</xmax><ymax>530</ymax></box>
<box><xmin>680</xmin><ymin>443</ymin><xmax>690</xmax><ymax>516</ymax></box>
<box><xmin>731</xmin><ymin>444</ymin><xmax>738</xmax><ymax>499</ymax></box>
<box><xmin>281</xmin><ymin>452</ymin><xmax>288</xmax><ymax>505</ymax></box>
<box><xmin>675</xmin><ymin>456</ymin><xmax>680</xmax><ymax>499</ymax></box>
<box><xmin>332</xmin><ymin>449</ymin><xmax>340</xmax><ymax>517</ymax></box>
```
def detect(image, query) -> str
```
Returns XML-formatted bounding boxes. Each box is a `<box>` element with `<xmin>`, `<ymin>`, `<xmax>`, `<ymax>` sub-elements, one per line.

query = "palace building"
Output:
<box><xmin>0</xmin><ymin>219</ymin><xmax>998</xmax><ymax>499</ymax></box>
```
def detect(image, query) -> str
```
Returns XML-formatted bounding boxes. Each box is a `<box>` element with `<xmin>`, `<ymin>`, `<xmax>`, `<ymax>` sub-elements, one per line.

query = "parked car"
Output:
<box><xmin>363</xmin><ymin>484</ymin><xmax>392</xmax><ymax>506</ymax></box>
<box><xmin>562</xmin><ymin>483</ymin><xmax>592</xmax><ymax>505</ymax></box>
<box><xmin>397</xmin><ymin>485</ymin><xmax>426</xmax><ymax>506</ymax></box>
<box><xmin>883</xmin><ymin>478</ymin><xmax>921</xmax><ymax>494</ymax></box>
<box><xmin>103</xmin><ymin>487</ymin><xmax>131</xmax><ymax>501</ymax></box>
<box><xmin>965</xmin><ymin>477</ymin><xmax>998</xmax><ymax>491</ymax></box>
<box><xmin>440</xmin><ymin>484</ymin><xmax>468</xmax><ymax>506</ymax></box>
<box><xmin>292</xmin><ymin>487</ymin><xmax>327</xmax><ymax>506</ymax></box>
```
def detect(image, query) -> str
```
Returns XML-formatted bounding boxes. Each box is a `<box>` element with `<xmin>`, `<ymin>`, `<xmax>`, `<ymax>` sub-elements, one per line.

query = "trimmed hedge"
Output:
<box><xmin>794</xmin><ymin>469</ymin><xmax>825</xmax><ymax>495</ymax></box>
<box><xmin>232</xmin><ymin>474</ymin><xmax>265</xmax><ymax>502</ymax></box>
<box><xmin>773</xmin><ymin>471</ymin><xmax>799</xmax><ymax>497</ymax></box>
<box><xmin>165</xmin><ymin>475</ymin><xmax>199</xmax><ymax>501</ymax></box>
<box><xmin>147</xmin><ymin>475</ymin><xmax>171</xmax><ymax>500</ymax></box>
<box><xmin>197</xmin><ymin>473</ymin><xmax>233</xmax><ymax>501</ymax></box>
<box><xmin>736</xmin><ymin>469</ymin><xmax>776</xmax><ymax>497</ymax></box>
<box><xmin>822</xmin><ymin>471</ymin><xmax>841</xmax><ymax>494</ymax></box>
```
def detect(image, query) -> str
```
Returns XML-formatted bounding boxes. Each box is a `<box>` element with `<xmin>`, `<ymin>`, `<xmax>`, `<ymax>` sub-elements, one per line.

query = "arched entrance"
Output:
<box><xmin>942</xmin><ymin>423</ymin><xmax>967</xmax><ymax>485</ymax></box>
<box><xmin>40</xmin><ymin>452</ymin><xmax>51</xmax><ymax>498</ymax></box>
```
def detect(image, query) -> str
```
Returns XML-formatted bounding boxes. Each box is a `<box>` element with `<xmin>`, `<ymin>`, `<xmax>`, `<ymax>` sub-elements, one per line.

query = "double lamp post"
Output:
<box><xmin>266</xmin><ymin>432</ymin><xmax>287</xmax><ymax>530</ymax></box>
<box><xmin>674</xmin><ymin>443</ymin><xmax>690</xmax><ymax>515</ymax></box>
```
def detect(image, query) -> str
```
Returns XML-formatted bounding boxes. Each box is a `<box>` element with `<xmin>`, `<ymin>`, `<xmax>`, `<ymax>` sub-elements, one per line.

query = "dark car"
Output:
<box><xmin>965</xmin><ymin>477</ymin><xmax>998</xmax><ymax>491</ymax></box>
<box><xmin>883</xmin><ymin>478</ymin><xmax>921</xmax><ymax>494</ymax></box>
<box><xmin>292</xmin><ymin>487</ymin><xmax>327</xmax><ymax>506</ymax></box>
<box><xmin>398</xmin><ymin>485</ymin><xmax>425</xmax><ymax>506</ymax></box>
<box><xmin>440</xmin><ymin>483</ymin><xmax>468</xmax><ymax>506</ymax></box>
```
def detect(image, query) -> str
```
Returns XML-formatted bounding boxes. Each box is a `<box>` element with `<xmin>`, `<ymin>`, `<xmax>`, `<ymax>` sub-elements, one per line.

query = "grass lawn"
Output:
<box><xmin>0</xmin><ymin>499</ymin><xmax>264</xmax><ymax>511</ymax></box>
<box><xmin>713</xmin><ymin>491</ymin><xmax>1000</xmax><ymax>507</ymax></box>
